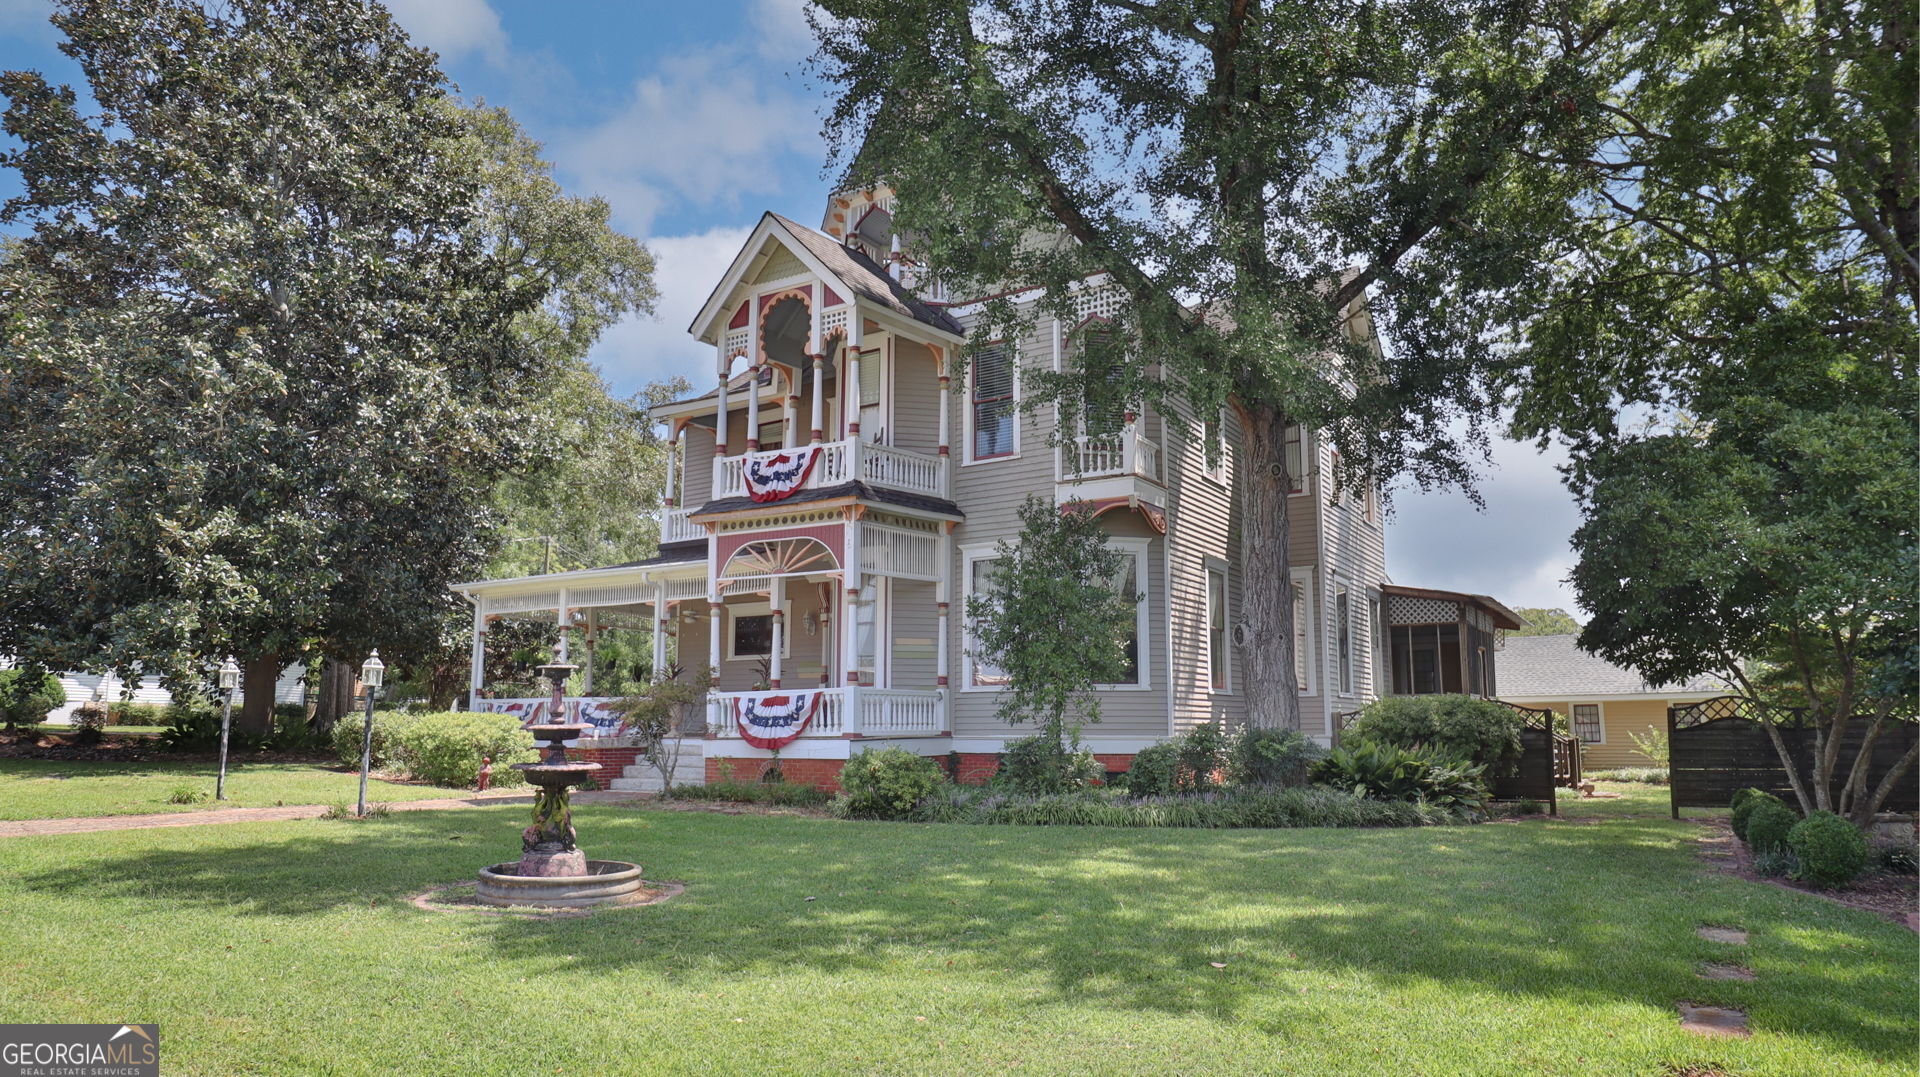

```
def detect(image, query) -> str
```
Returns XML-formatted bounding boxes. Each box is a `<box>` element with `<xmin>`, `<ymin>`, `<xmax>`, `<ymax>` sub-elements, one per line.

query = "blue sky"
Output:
<box><xmin>0</xmin><ymin>0</ymin><xmax>1585</xmax><ymax>615</ymax></box>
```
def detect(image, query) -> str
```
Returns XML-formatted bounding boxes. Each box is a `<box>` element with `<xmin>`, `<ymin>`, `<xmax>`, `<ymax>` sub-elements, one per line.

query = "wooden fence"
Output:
<box><xmin>1668</xmin><ymin>696</ymin><xmax>1919</xmax><ymax>818</ymax></box>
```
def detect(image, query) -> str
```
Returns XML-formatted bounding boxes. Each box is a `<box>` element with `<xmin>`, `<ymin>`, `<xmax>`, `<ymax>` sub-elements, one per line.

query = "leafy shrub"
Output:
<box><xmin>672</xmin><ymin>781</ymin><xmax>831</xmax><ymax>808</ymax></box>
<box><xmin>1586</xmin><ymin>767</ymin><xmax>1670</xmax><ymax>784</ymax></box>
<box><xmin>0</xmin><ymin>668</ymin><xmax>66</xmax><ymax>733</ymax></box>
<box><xmin>995</xmin><ymin>734</ymin><xmax>1101</xmax><ymax>795</ymax></box>
<box><xmin>331</xmin><ymin>710</ymin><xmax>417</xmax><ymax>771</ymax></box>
<box><xmin>1744</xmin><ymin>799</ymin><xmax>1800</xmax><ymax>854</ymax></box>
<box><xmin>838</xmin><ymin>747</ymin><xmax>947</xmax><ymax>818</ymax></box>
<box><xmin>1118</xmin><ymin>742</ymin><xmax>1182</xmax><ymax>796</ymax></box>
<box><xmin>1177</xmin><ymin>722</ymin><xmax>1229</xmax><ymax>791</ymax></box>
<box><xmin>1227</xmin><ymin>727</ymin><xmax>1324</xmax><ymax>787</ymax></box>
<box><xmin>1345</xmin><ymin>695</ymin><xmax>1524</xmax><ymax>771</ymax></box>
<box><xmin>108</xmin><ymin>702</ymin><xmax>169</xmax><ymax>726</ymax></box>
<box><xmin>70</xmin><ymin>703</ymin><xmax>108</xmax><ymax>745</ymax></box>
<box><xmin>1878</xmin><ymin>844</ymin><xmax>1918</xmax><ymax>875</ymax></box>
<box><xmin>1786</xmin><ymin>811</ymin><xmax>1872</xmax><ymax>887</ymax></box>
<box><xmin>909</xmin><ymin>784</ymin><xmax>1466</xmax><ymax>829</ymax></box>
<box><xmin>167</xmin><ymin>785</ymin><xmax>207</xmax><ymax>804</ymax></box>
<box><xmin>1311</xmin><ymin>740</ymin><xmax>1489</xmax><ymax>811</ymax></box>
<box><xmin>388</xmin><ymin>711</ymin><xmax>536</xmax><ymax>788</ymax></box>
<box><xmin>1626</xmin><ymin>728</ymin><xmax>1670</xmax><ymax>765</ymax></box>
<box><xmin>158</xmin><ymin>701</ymin><xmax>224</xmax><ymax>750</ymax></box>
<box><xmin>1751</xmin><ymin>846</ymin><xmax>1799</xmax><ymax>878</ymax></box>
<box><xmin>1730</xmin><ymin>788</ymin><xmax>1784</xmax><ymax>841</ymax></box>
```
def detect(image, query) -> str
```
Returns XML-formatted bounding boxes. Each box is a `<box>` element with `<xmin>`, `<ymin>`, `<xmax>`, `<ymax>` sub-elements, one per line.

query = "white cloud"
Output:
<box><xmin>1385</xmin><ymin>433</ymin><xmax>1586</xmax><ymax>616</ymax></box>
<box><xmin>586</xmin><ymin>226</ymin><xmax>753</xmax><ymax>397</ymax></box>
<box><xmin>749</xmin><ymin>0</ymin><xmax>816</xmax><ymax>61</ymax></box>
<box><xmin>380</xmin><ymin>0</ymin><xmax>510</xmax><ymax>68</ymax></box>
<box><xmin>554</xmin><ymin>52</ymin><xmax>822</xmax><ymax>236</ymax></box>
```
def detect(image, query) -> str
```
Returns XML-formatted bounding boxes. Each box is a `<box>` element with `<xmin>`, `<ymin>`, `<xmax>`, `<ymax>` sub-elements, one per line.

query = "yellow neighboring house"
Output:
<box><xmin>1495</xmin><ymin>634</ymin><xmax>1731</xmax><ymax>770</ymax></box>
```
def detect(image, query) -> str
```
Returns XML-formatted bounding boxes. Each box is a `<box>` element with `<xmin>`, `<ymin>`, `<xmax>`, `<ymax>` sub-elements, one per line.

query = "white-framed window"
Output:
<box><xmin>1201</xmin><ymin>408</ymin><xmax>1230</xmax><ymax>484</ymax></box>
<box><xmin>1285</xmin><ymin>424</ymin><xmax>1307</xmax><ymax>495</ymax></box>
<box><xmin>961</xmin><ymin>546</ymin><xmax>1009</xmax><ymax>688</ymax></box>
<box><xmin>1291</xmin><ymin>569</ymin><xmax>1314</xmax><ymax>694</ymax></box>
<box><xmin>850</xmin><ymin>579</ymin><xmax>887</xmax><ymax>687</ymax></box>
<box><xmin>1336</xmin><ymin>586</ymin><xmax>1354</xmax><ymax>696</ymax></box>
<box><xmin>966</xmin><ymin>343</ymin><xmax>1017</xmax><ymax>462</ymax></box>
<box><xmin>1099</xmin><ymin>538</ymin><xmax>1152</xmax><ymax>688</ymax></box>
<box><xmin>725</xmin><ymin>601</ymin><xmax>794</xmax><ymax>662</ymax></box>
<box><xmin>1572</xmin><ymin>703</ymin><xmax>1604</xmax><ymax>744</ymax></box>
<box><xmin>857</xmin><ymin>344</ymin><xmax>886</xmax><ymax>444</ymax></box>
<box><xmin>1205</xmin><ymin>561</ymin><xmax>1230</xmax><ymax>692</ymax></box>
<box><xmin>962</xmin><ymin>538</ymin><xmax>1151</xmax><ymax>689</ymax></box>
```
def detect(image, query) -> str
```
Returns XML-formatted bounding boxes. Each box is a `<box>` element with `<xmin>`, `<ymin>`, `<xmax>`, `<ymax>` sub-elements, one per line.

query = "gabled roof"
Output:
<box><xmin>1496</xmin><ymin>634</ymin><xmax>1733</xmax><ymax>699</ymax></box>
<box><xmin>687</xmin><ymin>212</ymin><xmax>963</xmax><ymax>346</ymax></box>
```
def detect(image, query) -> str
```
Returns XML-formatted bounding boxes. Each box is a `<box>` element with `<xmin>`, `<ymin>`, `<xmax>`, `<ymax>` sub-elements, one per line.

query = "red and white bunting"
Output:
<box><xmin>742</xmin><ymin>446</ymin><xmax>820</xmax><ymax>502</ymax></box>
<box><xmin>734</xmin><ymin>692</ymin><xmax>822</xmax><ymax>749</ymax></box>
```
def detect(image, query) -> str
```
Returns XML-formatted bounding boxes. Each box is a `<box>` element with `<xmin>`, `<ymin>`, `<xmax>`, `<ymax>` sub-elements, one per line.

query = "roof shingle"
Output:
<box><xmin>1497</xmin><ymin>634</ymin><xmax>1730</xmax><ymax>699</ymax></box>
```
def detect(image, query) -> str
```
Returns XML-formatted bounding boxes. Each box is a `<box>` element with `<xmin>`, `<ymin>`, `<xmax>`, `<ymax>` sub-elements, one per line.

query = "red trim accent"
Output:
<box><xmin>728</xmin><ymin>301</ymin><xmax>750</xmax><ymax>329</ymax></box>
<box><xmin>823</xmin><ymin>284</ymin><xmax>846</xmax><ymax>307</ymax></box>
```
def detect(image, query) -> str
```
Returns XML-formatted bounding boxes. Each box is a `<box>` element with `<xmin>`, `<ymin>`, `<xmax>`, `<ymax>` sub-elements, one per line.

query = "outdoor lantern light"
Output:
<box><xmin>215</xmin><ymin>655</ymin><xmax>241</xmax><ymax>801</ymax></box>
<box><xmin>356</xmin><ymin>649</ymin><xmax>385</xmax><ymax>817</ymax></box>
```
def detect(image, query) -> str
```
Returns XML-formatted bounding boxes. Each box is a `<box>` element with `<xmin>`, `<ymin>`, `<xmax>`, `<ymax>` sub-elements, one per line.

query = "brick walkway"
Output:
<box><xmin>0</xmin><ymin>789</ymin><xmax>645</xmax><ymax>838</ymax></box>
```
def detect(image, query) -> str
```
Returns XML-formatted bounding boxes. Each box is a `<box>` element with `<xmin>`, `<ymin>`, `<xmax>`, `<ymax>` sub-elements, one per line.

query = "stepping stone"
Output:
<box><xmin>1677</xmin><ymin>1001</ymin><xmax>1751</xmax><ymax>1038</ymax></box>
<box><xmin>1696</xmin><ymin>926</ymin><xmax>1748</xmax><ymax>945</ymax></box>
<box><xmin>1698</xmin><ymin>962</ymin><xmax>1756</xmax><ymax>981</ymax></box>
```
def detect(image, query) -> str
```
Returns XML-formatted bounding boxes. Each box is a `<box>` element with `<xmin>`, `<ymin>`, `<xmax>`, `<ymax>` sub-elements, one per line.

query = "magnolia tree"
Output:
<box><xmin>967</xmin><ymin>498</ymin><xmax>1139</xmax><ymax>789</ymax></box>
<box><xmin>812</xmin><ymin>0</ymin><xmax>1609</xmax><ymax>728</ymax></box>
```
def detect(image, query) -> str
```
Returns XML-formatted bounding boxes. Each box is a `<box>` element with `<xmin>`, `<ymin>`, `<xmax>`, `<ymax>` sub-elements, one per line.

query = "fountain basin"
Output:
<box><xmin>476</xmin><ymin>859</ymin><xmax>645</xmax><ymax>908</ymax></box>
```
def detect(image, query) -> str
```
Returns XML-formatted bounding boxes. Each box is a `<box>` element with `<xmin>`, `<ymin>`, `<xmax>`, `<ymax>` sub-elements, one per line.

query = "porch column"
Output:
<box><xmin>663</xmin><ymin>426</ymin><xmax>678</xmax><ymax>508</ymax></box>
<box><xmin>783</xmin><ymin>389</ymin><xmax>799</xmax><ymax>447</ymax></box>
<box><xmin>809</xmin><ymin>352</ymin><xmax>825</xmax><ymax>444</ymax></box>
<box><xmin>846</xmin><ymin>318</ymin><xmax>863</xmax><ymax>439</ymax></box>
<box><xmin>769</xmin><ymin>576</ymin><xmax>785</xmax><ymax>689</ymax></box>
<box><xmin>936</xmin><ymin>349</ymin><xmax>952</xmax><ymax>496</ymax></box>
<box><xmin>582</xmin><ymin>610</ymin><xmax>597</xmax><ymax>695</ymax></box>
<box><xmin>936</xmin><ymin>522</ymin><xmax>953</xmax><ymax>690</ymax></box>
<box><xmin>652</xmin><ymin>582</ymin><xmax>669</xmax><ymax>681</ymax></box>
<box><xmin>708</xmin><ymin>601</ymin><xmax>723</xmax><ymax>689</ymax></box>
<box><xmin>843</xmin><ymin>513</ymin><xmax>863</xmax><ymax>687</ymax></box>
<box><xmin>746</xmin><ymin>364</ymin><xmax>761</xmax><ymax>451</ymax></box>
<box><xmin>714</xmin><ymin>343</ymin><xmax>730</xmax><ymax>458</ymax></box>
<box><xmin>818</xmin><ymin>583</ymin><xmax>832</xmax><ymax>686</ymax></box>
<box><xmin>555</xmin><ymin>590</ymin><xmax>571</xmax><ymax>665</ymax></box>
<box><xmin>467</xmin><ymin>603</ymin><xmax>486</xmax><ymax>709</ymax></box>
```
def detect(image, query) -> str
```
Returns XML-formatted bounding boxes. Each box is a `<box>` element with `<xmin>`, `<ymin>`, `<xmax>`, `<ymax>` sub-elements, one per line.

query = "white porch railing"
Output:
<box><xmin>707</xmin><ymin>686</ymin><xmax>945</xmax><ymax>739</ymax></box>
<box><xmin>660</xmin><ymin>507</ymin><xmax>704</xmax><ymax>544</ymax></box>
<box><xmin>713</xmin><ymin>437</ymin><xmax>947</xmax><ymax>501</ymax></box>
<box><xmin>1066</xmin><ymin>427</ymin><xmax>1163</xmax><ymax>483</ymax></box>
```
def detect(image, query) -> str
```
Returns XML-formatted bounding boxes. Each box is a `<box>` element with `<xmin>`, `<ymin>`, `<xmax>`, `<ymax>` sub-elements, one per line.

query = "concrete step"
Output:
<box><xmin>608</xmin><ymin>741</ymin><xmax>704</xmax><ymax>792</ymax></box>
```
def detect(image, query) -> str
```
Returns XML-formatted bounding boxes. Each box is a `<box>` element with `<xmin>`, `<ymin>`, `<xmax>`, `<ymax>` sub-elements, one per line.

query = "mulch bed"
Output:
<box><xmin>1698</xmin><ymin>818</ymin><xmax>1918</xmax><ymax>931</ymax></box>
<box><xmin>0</xmin><ymin>733</ymin><xmax>335</xmax><ymax>765</ymax></box>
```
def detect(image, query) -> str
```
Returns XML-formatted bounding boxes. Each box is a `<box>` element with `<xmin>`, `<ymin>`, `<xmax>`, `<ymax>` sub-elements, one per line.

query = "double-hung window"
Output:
<box><xmin>1572</xmin><ymin>704</ymin><xmax>1604</xmax><ymax>744</ymax></box>
<box><xmin>1336</xmin><ymin>587</ymin><xmax>1353</xmax><ymax>695</ymax></box>
<box><xmin>969</xmin><ymin>345</ymin><xmax>1016</xmax><ymax>461</ymax></box>
<box><xmin>1206</xmin><ymin>566</ymin><xmax>1229</xmax><ymax>691</ymax></box>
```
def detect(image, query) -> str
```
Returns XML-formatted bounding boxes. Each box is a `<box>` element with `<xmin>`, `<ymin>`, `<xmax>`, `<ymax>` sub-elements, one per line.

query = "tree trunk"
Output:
<box><xmin>1238</xmin><ymin>401</ymin><xmax>1302</xmax><ymax>730</ymax></box>
<box><xmin>311</xmin><ymin>657</ymin><xmax>355</xmax><ymax>735</ymax></box>
<box><xmin>238</xmin><ymin>651</ymin><xmax>281</xmax><ymax>734</ymax></box>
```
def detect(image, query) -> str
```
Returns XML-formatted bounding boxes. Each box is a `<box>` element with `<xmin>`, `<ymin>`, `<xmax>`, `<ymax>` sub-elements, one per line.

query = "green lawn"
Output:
<box><xmin>0</xmin><ymin>782</ymin><xmax>1908</xmax><ymax>1075</ymax></box>
<box><xmin>0</xmin><ymin>759</ymin><xmax>478</xmax><ymax>820</ymax></box>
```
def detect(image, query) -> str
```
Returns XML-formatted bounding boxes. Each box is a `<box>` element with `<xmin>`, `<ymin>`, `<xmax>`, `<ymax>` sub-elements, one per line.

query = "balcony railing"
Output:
<box><xmin>660</xmin><ymin>507</ymin><xmax>704</xmax><ymax>545</ymax></box>
<box><xmin>1064</xmin><ymin>427</ymin><xmax>1163</xmax><ymax>483</ymax></box>
<box><xmin>707</xmin><ymin>687</ymin><xmax>945</xmax><ymax>739</ymax></box>
<box><xmin>714</xmin><ymin>437</ymin><xmax>947</xmax><ymax>501</ymax></box>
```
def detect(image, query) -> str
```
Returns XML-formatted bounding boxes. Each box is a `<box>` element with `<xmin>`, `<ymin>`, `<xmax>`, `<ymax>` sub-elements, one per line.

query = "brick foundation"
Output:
<box><xmin>705</xmin><ymin>756</ymin><xmax>847</xmax><ymax>792</ymax></box>
<box><xmin>948</xmin><ymin>752</ymin><xmax>1137</xmax><ymax>785</ymax></box>
<box><xmin>566</xmin><ymin>746</ymin><xmax>643</xmax><ymax>789</ymax></box>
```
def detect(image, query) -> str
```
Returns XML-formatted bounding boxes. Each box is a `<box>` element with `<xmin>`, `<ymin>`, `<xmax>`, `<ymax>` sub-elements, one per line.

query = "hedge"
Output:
<box><xmin>332</xmin><ymin>710</ymin><xmax>536</xmax><ymax>788</ymax></box>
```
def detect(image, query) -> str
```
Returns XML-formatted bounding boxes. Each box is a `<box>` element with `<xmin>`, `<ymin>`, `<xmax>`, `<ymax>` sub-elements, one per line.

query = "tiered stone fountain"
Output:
<box><xmin>475</xmin><ymin>656</ymin><xmax>644</xmax><ymax>908</ymax></box>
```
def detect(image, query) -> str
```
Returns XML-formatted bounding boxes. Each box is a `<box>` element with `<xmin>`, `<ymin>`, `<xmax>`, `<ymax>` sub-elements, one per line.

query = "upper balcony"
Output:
<box><xmin>1064</xmin><ymin>428</ymin><xmax>1163</xmax><ymax>484</ymax></box>
<box><xmin>712</xmin><ymin>436</ymin><xmax>948</xmax><ymax>503</ymax></box>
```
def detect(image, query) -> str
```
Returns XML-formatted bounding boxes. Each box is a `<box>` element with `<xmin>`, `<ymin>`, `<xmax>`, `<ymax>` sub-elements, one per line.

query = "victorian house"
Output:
<box><xmin>452</xmin><ymin>187</ymin><xmax>1523</xmax><ymax>790</ymax></box>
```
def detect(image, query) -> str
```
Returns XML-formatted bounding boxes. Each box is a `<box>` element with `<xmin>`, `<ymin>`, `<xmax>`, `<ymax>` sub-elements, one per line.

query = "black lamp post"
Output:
<box><xmin>356</xmin><ymin>649</ymin><xmax>385</xmax><ymax>817</ymax></box>
<box><xmin>215</xmin><ymin>656</ymin><xmax>240</xmax><ymax>801</ymax></box>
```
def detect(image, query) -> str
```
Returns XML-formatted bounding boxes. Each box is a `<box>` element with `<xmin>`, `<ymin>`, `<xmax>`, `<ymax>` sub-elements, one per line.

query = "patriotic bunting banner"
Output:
<box><xmin>742</xmin><ymin>446</ymin><xmax>820</xmax><ymax>502</ymax></box>
<box><xmin>478</xmin><ymin>698</ymin><xmax>626</xmax><ymax>740</ymax></box>
<box><xmin>734</xmin><ymin>692</ymin><xmax>822</xmax><ymax>749</ymax></box>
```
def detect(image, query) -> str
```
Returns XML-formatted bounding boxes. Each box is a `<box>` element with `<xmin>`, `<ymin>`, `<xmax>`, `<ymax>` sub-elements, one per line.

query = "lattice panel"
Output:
<box><xmin>1386</xmin><ymin>596</ymin><xmax>1458</xmax><ymax>625</ymax></box>
<box><xmin>481</xmin><ymin>591</ymin><xmax>561</xmax><ymax>616</ymax></box>
<box><xmin>1072</xmin><ymin>281</ymin><xmax>1127</xmax><ymax>324</ymax></box>
<box><xmin>820</xmin><ymin>307</ymin><xmax>849</xmax><ymax>340</ymax></box>
<box><xmin>723</xmin><ymin>326</ymin><xmax>751</xmax><ymax>357</ymax></box>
